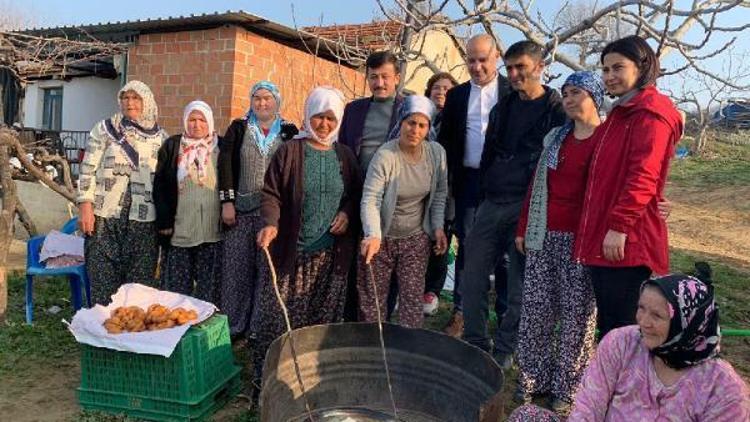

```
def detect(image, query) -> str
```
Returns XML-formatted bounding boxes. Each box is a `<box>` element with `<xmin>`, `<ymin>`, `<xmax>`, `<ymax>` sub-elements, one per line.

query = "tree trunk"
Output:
<box><xmin>0</xmin><ymin>142</ymin><xmax>19</xmax><ymax>322</ymax></box>
<box><xmin>16</xmin><ymin>199</ymin><xmax>38</xmax><ymax>237</ymax></box>
<box><xmin>697</xmin><ymin>125</ymin><xmax>709</xmax><ymax>153</ymax></box>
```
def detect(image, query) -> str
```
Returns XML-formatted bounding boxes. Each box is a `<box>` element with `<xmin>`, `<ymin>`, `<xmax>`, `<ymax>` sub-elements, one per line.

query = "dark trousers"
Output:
<box><xmin>590</xmin><ymin>265</ymin><xmax>651</xmax><ymax>340</ymax></box>
<box><xmin>462</xmin><ymin>200</ymin><xmax>524</xmax><ymax>354</ymax></box>
<box><xmin>454</xmin><ymin>169</ymin><xmax>508</xmax><ymax>314</ymax></box>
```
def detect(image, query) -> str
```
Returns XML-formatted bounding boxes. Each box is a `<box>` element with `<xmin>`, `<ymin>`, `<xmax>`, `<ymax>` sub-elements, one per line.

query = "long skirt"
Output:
<box><xmin>516</xmin><ymin>231</ymin><xmax>597</xmax><ymax>404</ymax></box>
<box><xmin>220</xmin><ymin>213</ymin><xmax>267</xmax><ymax>337</ymax></box>
<box><xmin>357</xmin><ymin>231</ymin><xmax>431</xmax><ymax>329</ymax></box>
<box><xmin>508</xmin><ymin>404</ymin><xmax>562</xmax><ymax>422</ymax></box>
<box><xmin>161</xmin><ymin>241</ymin><xmax>221</xmax><ymax>303</ymax></box>
<box><xmin>85</xmin><ymin>190</ymin><xmax>158</xmax><ymax>305</ymax></box>
<box><xmin>249</xmin><ymin>247</ymin><xmax>347</xmax><ymax>381</ymax></box>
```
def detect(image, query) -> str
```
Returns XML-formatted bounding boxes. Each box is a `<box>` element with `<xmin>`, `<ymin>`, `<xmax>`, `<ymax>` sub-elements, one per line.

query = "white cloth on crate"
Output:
<box><xmin>66</xmin><ymin>283</ymin><xmax>217</xmax><ymax>357</ymax></box>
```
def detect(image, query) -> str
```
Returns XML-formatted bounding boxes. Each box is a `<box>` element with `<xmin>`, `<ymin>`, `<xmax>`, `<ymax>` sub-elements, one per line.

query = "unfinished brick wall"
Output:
<box><xmin>127</xmin><ymin>25</ymin><xmax>366</xmax><ymax>135</ymax></box>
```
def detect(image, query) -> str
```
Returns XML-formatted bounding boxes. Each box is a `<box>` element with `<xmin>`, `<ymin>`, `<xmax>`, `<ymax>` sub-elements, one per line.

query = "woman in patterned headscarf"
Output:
<box><xmin>216</xmin><ymin>80</ymin><xmax>298</xmax><ymax>339</ymax></box>
<box><xmin>153</xmin><ymin>100</ymin><xmax>222</xmax><ymax>302</ymax></box>
<box><xmin>513</xmin><ymin>71</ymin><xmax>606</xmax><ymax>413</ymax></box>
<box><xmin>509</xmin><ymin>268</ymin><xmax>750</xmax><ymax>422</ymax></box>
<box><xmin>77</xmin><ymin>80</ymin><xmax>167</xmax><ymax>304</ymax></box>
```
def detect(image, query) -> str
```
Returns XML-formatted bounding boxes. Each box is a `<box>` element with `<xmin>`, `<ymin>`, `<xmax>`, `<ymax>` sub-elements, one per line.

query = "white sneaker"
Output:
<box><xmin>423</xmin><ymin>292</ymin><xmax>439</xmax><ymax>316</ymax></box>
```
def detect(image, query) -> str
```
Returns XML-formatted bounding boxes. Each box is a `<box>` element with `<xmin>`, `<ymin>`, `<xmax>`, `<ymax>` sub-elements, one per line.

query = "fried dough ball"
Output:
<box><xmin>105</xmin><ymin>303</ymin><xmax>199</xmax><ymax>333</ymax></box>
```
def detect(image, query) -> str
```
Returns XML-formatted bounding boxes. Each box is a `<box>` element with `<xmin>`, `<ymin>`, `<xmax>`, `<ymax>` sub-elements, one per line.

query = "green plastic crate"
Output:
<box><xmin>78</xmin><ymin>365</ymin><xmax>241</xmax><ymax>422</ymax></box>
<box><xmin>78</xmin><ymin>314</ymin><xmax>238</xmax><ymax>413</ymax></box>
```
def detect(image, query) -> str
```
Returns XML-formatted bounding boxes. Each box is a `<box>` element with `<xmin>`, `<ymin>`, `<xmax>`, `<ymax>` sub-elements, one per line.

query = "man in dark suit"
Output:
<box><xmin>438</xmin><ymin>34</ymin><xmax>511</xmax><ymax>337</ymax></box>
<box><xmin>338</xmin><ymin>51</ymin><xmax>405</xmax><ymax>321</ymax></box>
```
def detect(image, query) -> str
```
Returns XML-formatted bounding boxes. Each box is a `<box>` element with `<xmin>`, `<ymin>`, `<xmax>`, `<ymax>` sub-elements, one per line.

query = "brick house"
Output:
<box><xmin>18</xmin><ymin>11</ymin><xmax>368</xmax><ymax>136</ymax></box>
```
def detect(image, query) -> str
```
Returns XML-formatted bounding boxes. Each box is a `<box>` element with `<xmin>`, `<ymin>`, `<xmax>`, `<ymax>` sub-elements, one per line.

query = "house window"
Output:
<box><xmin>42</xmin><ymin>87</ymin><xmax>63</xmax><ymax>130</ymax></box>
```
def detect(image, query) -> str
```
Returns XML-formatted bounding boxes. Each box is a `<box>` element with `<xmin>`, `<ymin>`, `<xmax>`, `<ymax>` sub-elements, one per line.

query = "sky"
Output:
<box><xmin>9</xmin><ymin>0</ymin><xmax>380</xmax><ymax>29</ymax></box>
<box><xmin>6</xmin><ymin>0</ymin><xmax>750</xmax><ymax>107</ymax></box>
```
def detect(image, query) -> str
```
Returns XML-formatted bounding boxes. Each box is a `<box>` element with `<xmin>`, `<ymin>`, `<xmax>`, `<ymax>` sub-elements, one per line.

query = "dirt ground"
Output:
<box><xmin>666</xmin><ymin>184</ymin><xmax>750</xmax><ymax>271</ymax></box>
<box><xmin>0</xmin><ymin>360</ymin><xmax>81</xmax><ymax>422</ymax></box>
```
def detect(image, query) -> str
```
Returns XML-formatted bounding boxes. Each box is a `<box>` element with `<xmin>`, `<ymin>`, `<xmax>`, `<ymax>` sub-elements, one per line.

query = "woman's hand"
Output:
<box><xmin>515</xmin><ymin>236</ymin><xmax>526</xmax><ymax>255</ymax></box>
<box><xmin>158</xmin><ymin>228</ymin><xmax>174</xmax><ymax>236</ymax></box>
<box><xmin>222</xmin><ymin>202</ymin><xmax>237</xmax><ymax>226</ymax></box>
<box><xmin>329</xmin><ymin>212</ymin><xmax>349</xmax><ymax>235</ymax></box>
<box><xmin>78</xmin><ymin>202</ymin><xmax>95</xmax><ymax>236</ymax></box>
<box><xmin>433</xmin><ymin>229</ymin><xmax>448</xmax><ymax>255</ymax></box>
<box><xmin>257</xmin><ymin>226</ymin><xmax>278</xmax><ymax>249</ymax></box>
<box><xmin>657</xmin><ymin>199</ymin><xmax>672</xmax><ymax>221</ymax></box>
<box><xmin>360</xmin><ymin>237</ymin><xmax>382</xmax><ymax>264</ymax></box>
<box><xmin>602</xmin><ymin>229</ymin><xmax>627</xmax><ymax>261</ymax></box>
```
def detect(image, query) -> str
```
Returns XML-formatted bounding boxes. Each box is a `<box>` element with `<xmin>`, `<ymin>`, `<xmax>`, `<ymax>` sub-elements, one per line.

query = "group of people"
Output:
<box><xmin>75</xmin><ymin>32</ymin><xmax>749</xmax><ymax>419</ymax></box>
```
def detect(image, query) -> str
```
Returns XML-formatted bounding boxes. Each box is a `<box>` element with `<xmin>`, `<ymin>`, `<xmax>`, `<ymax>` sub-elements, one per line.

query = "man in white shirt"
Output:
<box><xmin>437</xmin><ymin>34</ymin><xmax>510</xmax><ymax>337</ymax></box>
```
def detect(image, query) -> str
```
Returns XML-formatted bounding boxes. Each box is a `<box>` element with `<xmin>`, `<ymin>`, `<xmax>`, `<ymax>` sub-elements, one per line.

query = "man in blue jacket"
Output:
<box><xmin>339</xmin><ymin>50</ymin><xmax>405</xmax><ymax>321</ymax></box>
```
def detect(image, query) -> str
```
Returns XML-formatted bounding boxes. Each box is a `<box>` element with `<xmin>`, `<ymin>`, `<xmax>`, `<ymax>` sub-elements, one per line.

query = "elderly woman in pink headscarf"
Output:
<box><xmin>153</xmin><ymin>100</ymin><xmax>222</xmax><ymax>302</ymax></box>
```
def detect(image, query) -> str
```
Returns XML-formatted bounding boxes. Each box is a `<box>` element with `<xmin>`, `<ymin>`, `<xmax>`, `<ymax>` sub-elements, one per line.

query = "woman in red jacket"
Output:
<box><xmin>575</xmin><ymin>36</ymin><xmax>684</xmax><ymax>340</ymax></box>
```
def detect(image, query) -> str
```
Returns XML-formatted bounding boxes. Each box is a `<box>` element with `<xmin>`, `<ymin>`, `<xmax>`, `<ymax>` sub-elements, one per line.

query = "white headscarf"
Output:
<box><xmin>296</xmin><ymin>86</ymin><xmax>345</xmax><ymax>146</ymax></box>
<box><xmin>178</xmin><ymin>100</ymin><xmax>217</xmax><ymax>187</ymax></box>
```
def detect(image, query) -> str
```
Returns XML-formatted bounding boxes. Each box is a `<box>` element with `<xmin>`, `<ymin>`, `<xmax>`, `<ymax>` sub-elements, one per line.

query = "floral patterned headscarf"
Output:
<box><xmin>642</xmin><ymin>272</ymin><xmax>720</xmax><ymax>369</ymax></box>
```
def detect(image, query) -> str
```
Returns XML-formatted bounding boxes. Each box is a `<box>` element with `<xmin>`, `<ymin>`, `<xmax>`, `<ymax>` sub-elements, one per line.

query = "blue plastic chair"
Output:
<box><xmin>25</xmin><ymin>217</ymin><xmax>91</xmax><ymax>324</ymax></box>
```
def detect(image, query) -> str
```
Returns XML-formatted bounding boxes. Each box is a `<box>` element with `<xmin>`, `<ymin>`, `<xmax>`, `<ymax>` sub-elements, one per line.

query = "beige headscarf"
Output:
<box><xmin>111</xmin><ymin>80</ymin><xmax>160</xmax><ymax>131</ymax></box>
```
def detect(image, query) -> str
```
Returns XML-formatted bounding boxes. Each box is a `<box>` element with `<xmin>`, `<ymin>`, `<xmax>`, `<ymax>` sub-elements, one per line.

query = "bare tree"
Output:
<box><xmin>667</xmin><ymin>49</ymin><xmax>750</xmax><ymax>152</ymax></box>
<box><xmin>368</xmin><ymin>0</ymin><xmax>750</xmax><ymax>89</ymax></box>
<box><xmin>0</xmin><ymin>29</ymin><xmax>125</xmax><ymax>321</ymax></box>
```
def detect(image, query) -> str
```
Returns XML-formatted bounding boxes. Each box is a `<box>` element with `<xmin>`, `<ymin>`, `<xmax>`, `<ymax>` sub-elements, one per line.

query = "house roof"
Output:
<box><xmin>19</xmin><ymin>10</ymin><xmax>364</xmax><ymax>69</ymax></box>
<box><xmin>304</xmin><ymin>21</ymin><xmax>404</xmax><ymax>52</ymax></box>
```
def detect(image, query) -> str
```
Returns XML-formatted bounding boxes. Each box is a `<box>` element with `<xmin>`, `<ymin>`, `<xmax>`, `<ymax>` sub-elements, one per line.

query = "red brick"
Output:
<box><xmin>190</xmin><ymin>31</ymin><xmax>205</xmax><ymax>41</ymax></box>
<box><xmin>151</xmin><ymin>43</ymin><xmax>165</xmax><ymax>54</ymax></box>
<box><xmin>178</xmin><ymin>42</ymin><xmax>196</xmax><ymax>53</ymax></box>
<box><xmin>218</xmin><ymin>25</ymin><xmax>236</xmax><ymax>39</ymax></box>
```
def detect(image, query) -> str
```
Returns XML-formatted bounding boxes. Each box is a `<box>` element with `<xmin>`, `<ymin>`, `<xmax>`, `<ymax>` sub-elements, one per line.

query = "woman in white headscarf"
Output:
<box><xmin>251</xmin><ymin>86</ymin><xmax>362</xmax><ymax>383</ymax></box>
<box><xmin>153</xmin><ymin>100</ymin><xmax>222</xmax><ymax>302</ymax></box>
<box><xmin>76</xmin><ymin>80</ymin><xmax>167</xmax><ymax>304</ymax></box>
<box><xmin>358</xmin><ymin>94</ymin><xmax>448</xmax><ymax>329</ymax></box>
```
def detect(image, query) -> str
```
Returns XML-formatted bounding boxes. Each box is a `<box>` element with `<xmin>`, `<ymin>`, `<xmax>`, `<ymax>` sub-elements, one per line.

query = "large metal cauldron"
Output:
<box><xmin>260</xmin><ymin>323</ymin><xmax>504</xmax><ymax>422</ymax></box>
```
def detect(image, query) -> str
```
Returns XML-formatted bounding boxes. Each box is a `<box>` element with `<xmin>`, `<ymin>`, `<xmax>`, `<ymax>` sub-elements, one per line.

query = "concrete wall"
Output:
<box><xmin>403</xmin><ymin>30</ymin><xmax>469</xmax><ymax>94</ymax></box>
<box><xmin>13</xmin><ymin>180</ymin><xmax>74</xmax><ymax>239</ymax></box>
<box><xmin>22</xmin><ymin>77</ymin><xmax>120</xmax><ymax>131</ymax></box>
